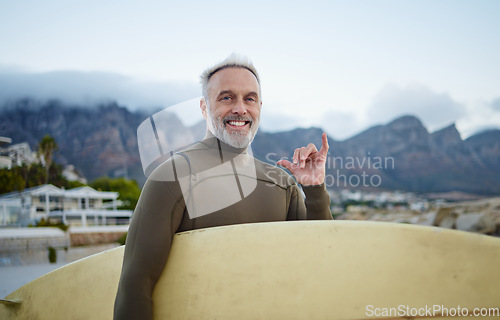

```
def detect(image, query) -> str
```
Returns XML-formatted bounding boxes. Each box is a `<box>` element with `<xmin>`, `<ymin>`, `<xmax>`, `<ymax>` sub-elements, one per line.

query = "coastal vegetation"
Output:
<box><xmin>90</xmin><ymin>177</ymin><xmax>140</xmax><ymax>211</ymax></box>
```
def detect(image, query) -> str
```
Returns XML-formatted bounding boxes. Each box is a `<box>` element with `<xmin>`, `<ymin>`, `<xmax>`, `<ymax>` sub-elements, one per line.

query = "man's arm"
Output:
<box><xmin>302</xmin><ymin>184</ymin><xmax>332</xmax><ymax>220</ymax></box>
<box><xmin>285</xmin><ymin>183</ymin><xmax>332</xmax><ymax>220</ymax></box>
<box><xmin>114</xmin><ymin>161</ymin><xmax>185</xmax><ymax>320</ymax></box>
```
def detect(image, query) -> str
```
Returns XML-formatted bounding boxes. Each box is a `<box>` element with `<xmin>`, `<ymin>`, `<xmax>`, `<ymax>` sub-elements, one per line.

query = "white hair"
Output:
<box><xmin>200</xmin><ymin>53</ymin><xmax>261</xmax><ymax>99</ymax></box>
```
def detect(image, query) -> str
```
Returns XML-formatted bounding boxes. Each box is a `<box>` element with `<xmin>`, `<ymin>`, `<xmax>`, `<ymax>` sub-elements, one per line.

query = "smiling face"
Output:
<box><xmin>201</xmin><ymin>67</ymin><xmax>262</xmax><ymax>148</ymax></box>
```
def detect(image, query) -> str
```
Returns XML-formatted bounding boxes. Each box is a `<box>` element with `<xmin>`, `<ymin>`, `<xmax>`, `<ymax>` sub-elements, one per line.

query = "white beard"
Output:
<box><xmin>206</xmin><ymin>104</ymin><xmax>259</xmax><ymax>149</ymax></box>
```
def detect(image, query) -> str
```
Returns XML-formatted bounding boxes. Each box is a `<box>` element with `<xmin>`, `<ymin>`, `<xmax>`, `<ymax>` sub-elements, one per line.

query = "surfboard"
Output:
<box><xmin>1</xmin><ymin>221</ymin><xmax>499</xmax><ymax>319</ymax></box>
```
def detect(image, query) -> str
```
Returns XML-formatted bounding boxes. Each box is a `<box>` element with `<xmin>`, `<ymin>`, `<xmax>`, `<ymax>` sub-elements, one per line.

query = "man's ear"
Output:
<box><xmin>200</xmin><ymin>98</ymin><xmax>208</xmax><ymax>120</ymax></box>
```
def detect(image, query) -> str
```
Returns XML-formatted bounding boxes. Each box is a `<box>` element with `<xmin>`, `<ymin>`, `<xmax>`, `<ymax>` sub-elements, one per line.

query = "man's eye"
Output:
<box><xmin>246</xmin><ymin>97</ymin><xmax>255</xmax><ymax>102</ymax></box>
<box><xmin>221</xmin><ymin>96</ymin><xmax>231</xmax><ymax>100</ymax></box>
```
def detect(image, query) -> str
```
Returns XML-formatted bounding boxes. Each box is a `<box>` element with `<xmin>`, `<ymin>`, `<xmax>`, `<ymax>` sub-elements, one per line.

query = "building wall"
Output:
<box><xmin>70</xmin><ymin>231</ymin><xmax>126</xmax><ymax>246</ymax></box>
<box><xmin>0</xmin><ymin>199</ymin><xmax>22</xmax><ymax>226</ymax></box>
<box><xmin>0</xmin><ymin>156</ymin><xmax>11</xmax><ymax>169</ymax></box>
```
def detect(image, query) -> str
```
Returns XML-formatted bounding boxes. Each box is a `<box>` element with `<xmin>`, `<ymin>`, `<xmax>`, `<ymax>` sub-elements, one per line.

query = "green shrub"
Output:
<box><xmin>30</xmin><ymin>218</ymin><xmax>69</xmax><ymax>232</ymax></box>
<box><xmin>48</xmin><ymin>246</ymin><xmax>57</xmax><ymax>263</ymax></box>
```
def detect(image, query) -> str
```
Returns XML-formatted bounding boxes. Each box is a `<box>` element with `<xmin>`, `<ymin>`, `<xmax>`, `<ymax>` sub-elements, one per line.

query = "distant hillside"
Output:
<box><xmin>331</xmin><ymin>116</ymin><xmax>500</xmax><ymax>194</ymax></box>
<box><xmin>253</xmin><ymin>117</ymin><xmax>500</xmax><ymax>195</ymax></box>
<box><xmin>1</xmin><ymin>99</ymin><xmax>500</xmax><ymax>195</ymax></box>
<box><xmin>0</xmin><ymin>99</ymin><xmax>148</xmax><ymax>184</ymax></box>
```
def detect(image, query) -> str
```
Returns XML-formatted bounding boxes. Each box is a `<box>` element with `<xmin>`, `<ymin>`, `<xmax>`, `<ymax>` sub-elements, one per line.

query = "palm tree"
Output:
<box><xmin>38</xmin><ymin>135</ymin><xmax>58</xmax><ymax>184</ymax></box>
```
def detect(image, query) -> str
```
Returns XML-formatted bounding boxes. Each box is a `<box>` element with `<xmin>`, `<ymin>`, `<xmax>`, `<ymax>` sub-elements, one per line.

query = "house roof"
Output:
<box><xmin>0</xmin><ymin>184</ymin><xmax>63</xmax><ymax>199</ymax></box>
<box><xmin>64</xmin><ymin>186</ymin><xmax>118</xmax><ymax>199</ymax></box>
<box><xmin>28</xmin><ymin>184</ymin><xmax>66</xmax><ymax>196</ymax></box>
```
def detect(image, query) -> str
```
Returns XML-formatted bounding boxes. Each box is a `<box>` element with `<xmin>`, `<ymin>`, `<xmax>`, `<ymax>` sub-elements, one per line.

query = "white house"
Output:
<box><xmin>0</xmin><ymin>137</ymin><xmax>37</xmax><ymax>169</ymax></box>
<box><xmin>0</xmin><ymin>184</ymin><xmax>133</xmax><ymax>227</ymax></box>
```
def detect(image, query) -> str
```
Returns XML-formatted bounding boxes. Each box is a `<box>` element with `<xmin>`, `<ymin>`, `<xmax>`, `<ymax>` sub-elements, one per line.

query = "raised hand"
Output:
<box><xmin>276</xmin><ymin>132</ymin><xmax>329</xmax><ymax>186</ymax></box>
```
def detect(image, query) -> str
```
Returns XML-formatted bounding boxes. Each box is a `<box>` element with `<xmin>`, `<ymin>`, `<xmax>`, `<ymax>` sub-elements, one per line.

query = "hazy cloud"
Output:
<box><xmin>367</xmin><ymin>84</ymin><xmax>466</xmax><ymax>131</ymax></box>
<box><xmin>320</xmin><ymin>110</ymin><xmax>360</xmax><ymax>140</ymax></box>
<box><xmin>491</xmin><ymin>98</ymin><xmax>500</xmax><ymax>112</ymax></box>
<box><xmin>0</xmin><ymin>70</ymin><xmax>200</xmax><ymax>110</ymax></box>
<box><xmin>456</xmin><ymin>98</ymin><xmax>500</xmax><ymax>138</ymax></box>
<box><xmin>258</xmin><ymin>110</ymin><xmax>305</xmax><ymax>133</ymax></box>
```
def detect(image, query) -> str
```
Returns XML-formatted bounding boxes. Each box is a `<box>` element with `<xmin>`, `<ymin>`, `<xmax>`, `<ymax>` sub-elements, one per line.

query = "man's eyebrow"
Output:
<box><xmin>217</xmin><ymin>90</ymin><xmax>234</xmax><ymax>97</ymax></box>
<box><xmin>216</xmin><ymin>90</ymin><xmax>259</xmax><ymax>98</ymax></box>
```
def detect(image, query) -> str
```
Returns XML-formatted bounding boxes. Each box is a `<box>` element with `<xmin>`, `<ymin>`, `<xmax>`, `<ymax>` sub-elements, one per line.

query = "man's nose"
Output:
<box><xmin>231</xmin><ymin>98</ymin><xmax>247</xmax><ymax>114</ymax></box>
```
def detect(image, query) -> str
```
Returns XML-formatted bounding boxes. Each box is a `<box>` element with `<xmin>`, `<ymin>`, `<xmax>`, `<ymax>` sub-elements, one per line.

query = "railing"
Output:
<box><xmin>47</xmin><ymin>209</ymin><xmax>133</xmax><ymax>226</ymax></box>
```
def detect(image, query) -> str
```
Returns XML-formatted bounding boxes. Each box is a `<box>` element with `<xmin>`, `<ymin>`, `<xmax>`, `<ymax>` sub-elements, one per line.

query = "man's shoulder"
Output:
<box><xmin>147</xmin><ymin>152</ymin><xmax>192</xmax><ymax>182</ymax></box>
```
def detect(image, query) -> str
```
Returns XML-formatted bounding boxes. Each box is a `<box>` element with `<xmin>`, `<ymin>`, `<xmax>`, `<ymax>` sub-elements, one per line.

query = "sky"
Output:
<box><xmin>1</xmin><ymin>0</ymin><xmax>499</xmax><ymax>140</ymax></box>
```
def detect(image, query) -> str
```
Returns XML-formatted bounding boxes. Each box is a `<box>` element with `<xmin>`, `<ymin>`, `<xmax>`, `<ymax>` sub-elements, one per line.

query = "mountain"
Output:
<box><xmin>465</xmin><ymin>129</ymin><xmax>500</xmax><ymax>171</ymax></box>
<box><xmin>255</xmin><ymin>116</ymin><xmax>500</xmax><ymax>194</ymax></box>
<box><xmin>331</xmin><ymin>116</ymin><xmax>500</xmax><ymax>194</ymax></box>
<box><xmin>1</xmin><ymin>99</ymin><xmax>499</xmax><ymax>195</ymax></box>
<box><xmin>0</xmin><ymin>99</ymin><xmax>148</xmax><ymax>184</ymax></box>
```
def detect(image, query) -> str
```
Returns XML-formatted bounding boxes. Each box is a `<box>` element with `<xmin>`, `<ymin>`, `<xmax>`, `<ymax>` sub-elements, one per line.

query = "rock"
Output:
<box><xmin>334</xmin><ymin>212</ymin><xmax>368</xmax><ymax>221</ymax></box>
<box><xmin>439</xmin><ymin>214</ymin><xmax>457</xmax><ymax>229</ymax></box>
<box><xmin>433</xmin><ymin>207</ymin><xmax>455</xmax><ymax>226</ymax></box>
<box><xmin>455</xmin><ymin>212</ymin><xmax>495</xmax><ymax>234</ymax></box>
<box><xmin>417</xmin><ymin>211</ymin><xmax>436</xmax><ymax>226</ymax></box>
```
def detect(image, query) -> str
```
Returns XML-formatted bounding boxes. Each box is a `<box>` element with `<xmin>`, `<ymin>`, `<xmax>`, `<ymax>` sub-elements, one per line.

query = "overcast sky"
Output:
<box><xmin>1</xmin><ymin>0</ymin><xmax>499</xmax><ymax>139</ymax></box>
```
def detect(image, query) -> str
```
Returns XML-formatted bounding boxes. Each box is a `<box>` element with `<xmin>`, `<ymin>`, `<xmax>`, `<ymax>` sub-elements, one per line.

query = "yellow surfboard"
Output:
<box><xmin>1</xmin><ymin>221</ymin><xmax>500</xmax><ymax>319</ymax></box>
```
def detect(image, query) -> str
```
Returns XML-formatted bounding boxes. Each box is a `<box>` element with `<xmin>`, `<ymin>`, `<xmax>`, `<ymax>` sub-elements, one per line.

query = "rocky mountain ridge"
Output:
<box><xmin>331</xmin><ymin>116</ymin><xmax>500</xmax><ymax>194</ymax></box>
<box><xmin>1</xmin><ymin>99</ymin><xmax>499</xmax><ymax>195</ymax></box>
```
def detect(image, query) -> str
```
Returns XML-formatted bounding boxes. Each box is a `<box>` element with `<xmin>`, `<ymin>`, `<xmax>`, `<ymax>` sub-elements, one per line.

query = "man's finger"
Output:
<box><xmin>299</xmin><ymin>146</ymin><xmax>308</xmax><ymax>168</ymax></box>
<box><xmin>305</xmin><ymin>143</ymin><xmax>317</xmax><ymax>158</ymax></box>
<box><xmin>277</xmin><ymin>159</ymin><xmax>293</xmax><ymax>171</ymax></box>
<box><xmin>319</xmin><ymin>132</ymin><xmax>329</xmax><ymax>155</ymax></box>
<box><xmin>293</xmin><ymin>148</ymin><xmax>300</xmax><ymax>165</ymax></box>
<box><xmin>299</xmin><ymin>144</ymin><xmax>318</xmax><ymax>168</ymax></box>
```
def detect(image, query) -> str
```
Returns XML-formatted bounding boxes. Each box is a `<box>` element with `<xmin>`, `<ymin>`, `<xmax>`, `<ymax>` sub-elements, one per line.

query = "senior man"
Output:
<box><xmin>114</xmin><ymin>54</ymin><xmax>333</xmax><ymax>319</ymax></box>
